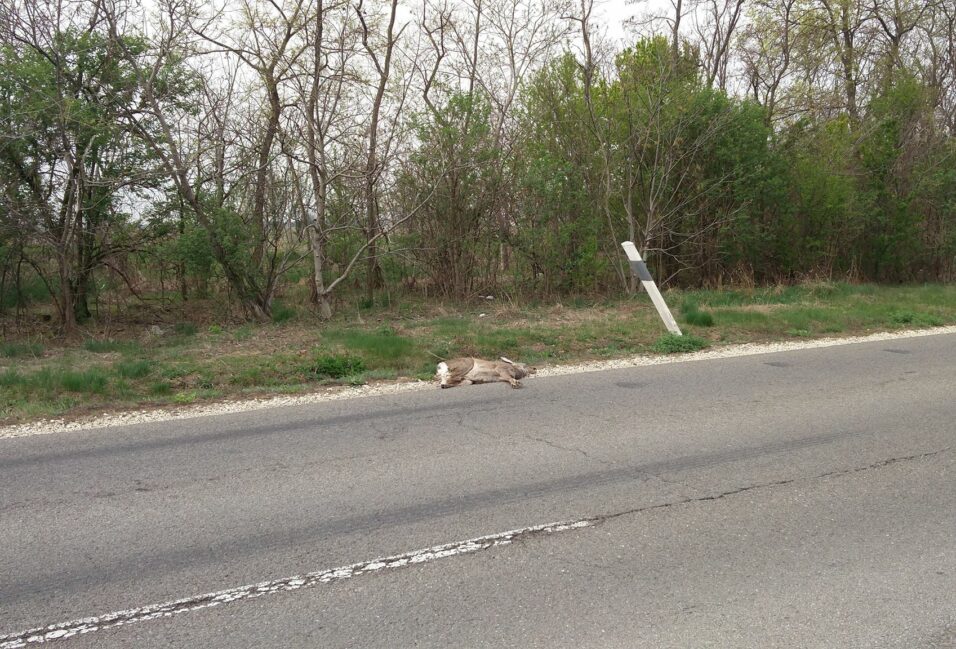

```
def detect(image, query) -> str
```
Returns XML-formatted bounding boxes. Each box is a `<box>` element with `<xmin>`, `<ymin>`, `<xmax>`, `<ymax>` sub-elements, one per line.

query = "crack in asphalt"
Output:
<box><xmin>524</xmin><ymin>434</ymin><xmax>614</xmax><ymax>466</ymax></box>
<box><xmin>1</xmin><ymin>446</ymin><xmax>948</xmax><ymax>647</ymax></box>
<box><xmin>609</xmin><ymin>447</ymin><xmax>952</xmax><ymax>523</ymax></box>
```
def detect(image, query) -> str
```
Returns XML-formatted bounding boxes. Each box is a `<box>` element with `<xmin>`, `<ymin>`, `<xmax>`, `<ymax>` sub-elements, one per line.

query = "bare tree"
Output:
<box><xmin>694</xmin><ymin>0</ymin><xmax>747</xmax><ymax>90</ymax></box>
<box><xmin>815</xmin><ymin>0</ymin><xmax>873</xmax><ymax>122</ymax></box>
<box><xmin>870</xmin><ymin>0</ymin><xmax>934</xmax><ymax>81</ymax></box>
<box><xmin>569</xmin><ymin>0</ymin><xmax>632</xmax><ymax>291</ymax></box>
<box><xmin>355</xmin><ymin>0</ymin><xmax>404</xmax><ymax>305</ymax></box>
<box><xmin>104</xmin><ymin>0</ymin><xmax>305</xmax><ymax>320</ymax></box>
<box><xmin>287</xmin><ymin>0</ymin><xmax>361</xmax><ymax>318</ymax></box>
<box><xmin>739</xmin><ymin>0</ymin><xmax>799</xmax><ymax>123</ymax></box>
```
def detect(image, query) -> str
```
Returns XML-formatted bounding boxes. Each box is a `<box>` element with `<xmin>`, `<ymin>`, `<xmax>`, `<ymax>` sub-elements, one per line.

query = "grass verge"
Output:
<box><xmin>1</xmin><ymin>282</ymin><xmax>954</xmax><ymax>425</ymax></box>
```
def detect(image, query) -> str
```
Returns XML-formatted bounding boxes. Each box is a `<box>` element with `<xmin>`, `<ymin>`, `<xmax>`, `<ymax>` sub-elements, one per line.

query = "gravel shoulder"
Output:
<box><xmin>3</xmin><ymin>325</ymin><xmax>954</xmax><ymax>440</ymax></box>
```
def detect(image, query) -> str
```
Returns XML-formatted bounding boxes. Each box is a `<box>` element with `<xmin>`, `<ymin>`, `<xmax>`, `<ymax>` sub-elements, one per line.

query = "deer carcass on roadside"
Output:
<box><xmin>435</xmin><ymin>357</ymin><xmax>536</xmax><ymax>389</ymax></box>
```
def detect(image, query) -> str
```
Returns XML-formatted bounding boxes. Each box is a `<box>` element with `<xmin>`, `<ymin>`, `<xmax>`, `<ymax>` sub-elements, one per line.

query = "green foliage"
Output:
<box><xmin>234</xmin><ymin>325</ymin><xmax>254</xmax><ymax>341</ymax></box>
<box><xmin>651</xmin><ymin>333</ymin><xmax>710</xmax><ymax>354</ymax></box>
<box><xmin>0</xmin><ymin>274</ymin><xmax>50</xmax><ymax>310</ymax></box>
<box><xmin>0</xmin><ymin>368</ymin><xmax>25</xmax><ymax>388</ymax></box>
<box><xmin>174</xmin><ymin>215</ymin><xmax>216</xmax><ymax>277</ymax></box>
<box><xmin>0</xmin><ymin>29</ymin><xmax>158</xmax><ymax>326</ymax></box>
<box><xmin>399</xmin><ymin>92</ymin><xmax>503</xmax><ymax>297</ymax></box>
<box><xmin>512</xmin><ymin>53</ymin><xmax>609</xmax><ymax>294</ymax></box>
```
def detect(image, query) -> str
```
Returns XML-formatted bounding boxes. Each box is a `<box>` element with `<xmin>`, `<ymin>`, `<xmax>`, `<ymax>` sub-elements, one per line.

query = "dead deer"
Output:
<box><xmin>435</xmin><ymin>357</ymin><xmax>536</xmax><ymax>389</ymax></box>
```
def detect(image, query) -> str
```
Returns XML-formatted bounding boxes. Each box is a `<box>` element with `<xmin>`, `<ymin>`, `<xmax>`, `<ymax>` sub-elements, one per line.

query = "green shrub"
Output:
<box><xmin>651</xmin><ymin>333</ymin><xmax>710</xmax><ymax>354</ymax></box>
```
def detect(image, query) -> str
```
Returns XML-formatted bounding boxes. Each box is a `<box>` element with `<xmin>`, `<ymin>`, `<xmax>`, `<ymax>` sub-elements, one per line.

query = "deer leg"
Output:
<box><xmin>497</xmin><ymin>368</ymin><xmax>521</xmax><ymax>388</ymax></box>
<box><xmin>441</xmin><ymin>374</ymin><xmax>466</xmax><ymax>389</ymax></box>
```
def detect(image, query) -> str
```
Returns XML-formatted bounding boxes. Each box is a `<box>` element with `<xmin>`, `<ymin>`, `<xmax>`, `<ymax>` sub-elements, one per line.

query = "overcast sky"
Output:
<box><xmin>592</xmin><ymin>0</ymin><xmax>667</xmax><ymax>48</ymax></box>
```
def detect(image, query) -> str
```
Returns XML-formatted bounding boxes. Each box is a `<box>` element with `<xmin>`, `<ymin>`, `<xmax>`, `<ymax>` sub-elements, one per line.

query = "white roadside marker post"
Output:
<box><xmin>620</xmin><ymin>241</ymin><xmax>683</xmax><ymax>336</ymax></box>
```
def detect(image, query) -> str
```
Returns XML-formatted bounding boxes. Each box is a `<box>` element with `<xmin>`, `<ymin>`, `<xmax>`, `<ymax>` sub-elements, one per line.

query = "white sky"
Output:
<box><xmin>593</xmin><ymin>0</ymin><xmax>670</xmax><ymax>49</ymax></box>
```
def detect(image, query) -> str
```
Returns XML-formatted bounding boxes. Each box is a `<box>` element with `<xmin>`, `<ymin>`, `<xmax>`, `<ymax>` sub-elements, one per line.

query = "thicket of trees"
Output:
<box><xmin>1</xmin><ymin>0</ymin><xmax>954</xmax><ymax>332</ymax></box>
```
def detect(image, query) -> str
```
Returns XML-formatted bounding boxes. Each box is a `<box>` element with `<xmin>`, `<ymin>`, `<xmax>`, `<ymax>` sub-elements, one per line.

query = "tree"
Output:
<box><xmin>0</xmin><ymin>2</ymin><xmax>157</xmax><ymax>332</ymax></box>
<box><xmin>104</xmin><ymin>0</ymin><xmax>306</xmax><ymax>321</ymax></box>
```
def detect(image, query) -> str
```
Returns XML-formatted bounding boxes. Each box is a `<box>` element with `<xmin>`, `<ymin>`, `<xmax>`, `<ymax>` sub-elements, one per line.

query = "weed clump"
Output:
<box><xmin>308</xmin><ymin>354</ymin><xmax>366</xmax><ymax>379</ymax></box>
<box><xmin>890</xmin><ymin>310</ymin><xmax>943</xmax><ymax>327</ymax></box>
<box><xmin>651</xmin><ymin>333</ymin><xmax>709</xmax><ymax>354</ymax></box>
<box><xmin>115</xmin><ymin>359</ymin><xmax>153</xmax><ymax>379</ymax></box>
<box><xmin>680</xmin><ymin>299</ymin><xmax>715</xmax><ymax>327</ymax></box>
<box><xmin>60</xmin><ymin>368</ymin><xmax>109</xmax><ymax>394</ymax></box>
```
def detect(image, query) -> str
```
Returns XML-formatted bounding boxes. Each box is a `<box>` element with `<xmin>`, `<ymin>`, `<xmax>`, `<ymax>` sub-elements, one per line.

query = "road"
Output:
<box><xmin>1</xmin><ymin>333</ymin><xmax>955</xmax><ymax>648</ymax></box>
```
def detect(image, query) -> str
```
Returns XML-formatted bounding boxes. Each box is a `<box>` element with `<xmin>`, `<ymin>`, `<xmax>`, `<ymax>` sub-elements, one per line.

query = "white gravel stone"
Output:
<box><xmin>2</xmin><ymin>325</ymin><xmax>953</xmax><ymax>441</ymax></box>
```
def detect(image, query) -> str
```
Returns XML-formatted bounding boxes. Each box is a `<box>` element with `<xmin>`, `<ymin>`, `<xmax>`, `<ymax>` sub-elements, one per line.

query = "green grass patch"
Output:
<box><xmin>83</xmin><ymin>339</ymin><xmax>133</xmax><ymax>353</ymax></box>
<box><xmin>307</xmin><ymin>353</ymin><xmax>366</xmax><ymax>379</ymax></box>
<box><xmin>889</xmin><ymin>310</ymin><xmax>944</xmax><ymax>327</ymax></box>
<box><xmin>173</xmin><ymin>322</ymin><xmax>198</xmax><ymax>336</ymax></box>
<box><xmin>149</xmin><ymin>381</ymin><xmax>173</xmax><ymax>396</ymax></box>
<box><xmin>651</xmin><ymin>333</ymin><xmax>710</xmax><ymax>354</ymax></box>
<box><xmin>680</xmin><ymin>298</ymin><xmax>715</xmax><ymax>327</ymax></box>
<box><xmin>233</xmin><ymin>325</ymin><xmax>253</xmax><ymax>341</ymax></box>
<box><xmin>114</xmin><ymin>359</ymin><xmax>153</xmax><ymax>379</ymax></box>
<box><xmin>324</xmin><ymin>326</ymin><xmax>419</xmax><ymax>370</ymax></box>
<box><xmin>712</xmin><ymin>309</ymin><xmax>772</xmax><ymax>326</ymax></box>
<box><xmin>0</xmin><ymin>368</ymin><xmax>26</xmax><ymax>387</ymax></box>
<box><xmin>1</xmin><ymin>342</ymin><xmax>43</xmax><ymax>358</ymax></box>
<box><xmin>364</xmin><ymin>369</ymin><xmax>399</xmax><ymax>381</ymax></box>
<box><xmin>60</xmin><ymin>368</ymin><xmax>109</xmax><ymax>394</ymax></box>
<box><xmin>271</xmin><ymin>303</ymin><xmax>297</xmax><ymax>324</ymax></box>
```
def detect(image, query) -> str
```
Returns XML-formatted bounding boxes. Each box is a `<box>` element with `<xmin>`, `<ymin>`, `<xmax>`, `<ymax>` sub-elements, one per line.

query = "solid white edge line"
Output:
<box><xmin>0</xmin><ymin>518</ymin><xmax>595</xmax><ymax>647</ymax></box>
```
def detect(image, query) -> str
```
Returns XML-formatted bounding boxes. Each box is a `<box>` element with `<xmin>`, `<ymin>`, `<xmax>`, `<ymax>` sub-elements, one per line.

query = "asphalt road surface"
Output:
<box><xmin>2</xmin><ymin>333</ymin><xmax>955</xmax><ymax>648</ymax></box>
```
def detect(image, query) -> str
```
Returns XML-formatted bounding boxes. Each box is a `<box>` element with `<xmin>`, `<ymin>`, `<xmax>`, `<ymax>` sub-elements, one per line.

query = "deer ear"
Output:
<box><xmin>500</xmin><ymin>356</ymin><xmax>514</xmax><ymax>365</ymax></box>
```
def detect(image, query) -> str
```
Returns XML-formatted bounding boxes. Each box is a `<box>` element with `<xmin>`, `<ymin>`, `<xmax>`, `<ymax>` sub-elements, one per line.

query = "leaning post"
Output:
<box><xmin>620</xmin><ymin>241</ymin><xmax>683</xmax><ymax>336</ymax></box>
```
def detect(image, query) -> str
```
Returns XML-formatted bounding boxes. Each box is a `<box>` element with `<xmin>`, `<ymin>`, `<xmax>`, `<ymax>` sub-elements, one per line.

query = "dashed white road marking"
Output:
<box><xmin>0</xmin><ymin>518</ymin><xmax>595</xmax><ymax>647</ymax></box>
